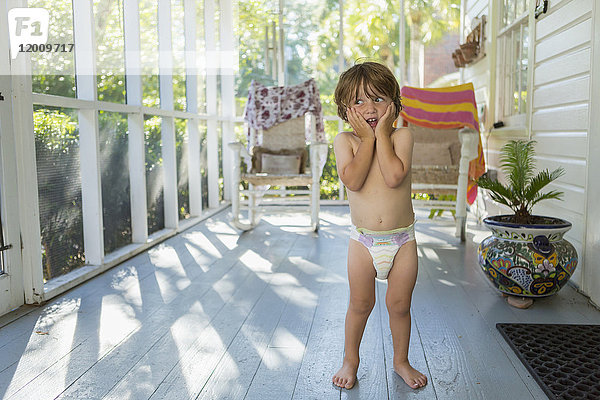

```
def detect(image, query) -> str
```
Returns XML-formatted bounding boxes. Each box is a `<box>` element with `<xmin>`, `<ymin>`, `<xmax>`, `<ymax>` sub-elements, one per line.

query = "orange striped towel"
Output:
<box><xmin>400</xmin><ymin>83</ymin><xmax>485</xmax><ymax>205</ymax></box>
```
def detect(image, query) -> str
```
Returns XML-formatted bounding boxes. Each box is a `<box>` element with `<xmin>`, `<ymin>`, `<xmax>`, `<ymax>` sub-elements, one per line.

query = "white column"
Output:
<box><xmin>526</xmin><ymin>0</ymin><xmax>536</xmax><ymax>139</ymax></box>
<box><xmin>459</xmin><ymin>0</ymin><xmax>466</xmax><ymax>84</ymax></box>
<box><xmin>158</xmin><ymin>0</ymin><xmax>178</xmax><ymax>229</ymax></box>
<box><xmin>277</xmin><ymin>0</ymin><xmax>285</xmax><ymax>85</ymax></box>
<box><xmin>487</xmin><ymin>4</ymin><xmax>498</xmax><ymax>133</ymax></box>
<box><xmin>220</xmin><ymin>0</ymin><xmax>236</xmax><ymax>201</ymax></box>
<box><xmin>124</xmin><ymin>0</ymin><xmax>149</xmax><ymax>243</ymax></box>
<box><xmin>418</xmin><ymin>44</ymin><xmax>425</xmax><ymax>88</ymax></box>
<box><xmin>0</xmin><ymin>72</ymin><xmax>26</xmax><ymax>310</ymax></box>
<box><xmin>338</xmin><ymin>0</ymin><xmax>345</xmax><ymax>200</ymax></box>
<box><xmin>73</xmin><ymin>0</ymin><xmax>104</xmax><ymax>265</ymax></box>
<box><xmin>4</xmin><ymin>0</ymin><xmax>43</xmax><ymax>304</ymax></box>
<box><xmin>205</xmin><ymin>0</ymin><xmax>219</xmax><ymax>208</ymax></box>
<box><xmin>264</xmin><ymin>26</ymin><xmax>270</xmax><ymax>76</ymax></box>
<box><xmin>270</xmin><ymin>22</ymin><xmax>277</xmax><ymax>81</ymax></box>
<box><xmin>399</xmin><ymin>0</ymin><xmax>406</xmax><ymax>85</ymax></box>
<box><xmin>184</xmin><ymin>0</ymin><xmax>202</xmax><ymax>216</ymax></box>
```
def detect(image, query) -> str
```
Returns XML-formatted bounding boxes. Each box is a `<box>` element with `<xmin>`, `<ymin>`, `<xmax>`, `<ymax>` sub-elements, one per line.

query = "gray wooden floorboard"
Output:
<box><xmin>244</xmin><ymin>235</ymin><xmax>325</xmax><ymax>400</ymax></box>
<box><xmin>0</xmin><ymin>250</ymin><xmax>154</xmax><ymax>366</ymax></box>
<box><xmin>0</xmin><ymin>250</ymin><xmax>195</xmax><ymax>399</ymax></box>
<box><xmin>1</xmin><ymin>207</ymin><xmax>600</xmax><ymax>400</ymax></box>
<box><xmin>14</xmin><ymin>221</ymin><xmax>275</xmax><ymax>400</ymax></box>
<box><xmin>417</xmin><ymin>245</ymin><xmax>536</xmax><ymax>400</ymax></box>
<box><xmin>244</xmin><ymin>282</ymin><xmax>324</xmax><ymax>400</ymax></box>
<box><xmin>424</xmin><ymin>239</ymin><xmax>547</xmax><ymax>400</ymax></box>
<box><xmin>109</xmin><ymin>228</ymin><xmax>297</xmax><ymax>400</ymax></box>
<box><xmin>55</xmin><ymin>245</ymin><xmax>257</xmax><ymax>399</ymax></box>
<box><xmin>291</xmin><ymin>234</ymin><xmax>347</xmax><ymax>400</ymax></box>
<box><xmin>193</xmin><ymin>233</ymin><xmax>319</xmax><ymax>400</ymax></box>
<box><xmin>428</xmin><ymin>245</ymin><xmax>547</xmax><ymax>399</ymax></box>
<box><xmin>290</xmin><ymin>279</ymin><xmax>344</xmax><ymax>400</ymax></box>
<box><xmin>410</xmin><ymin>270</ymin><xmax>480</xmax><ymax>400</ymax></box>
<box><xmin>0</xmin><ymin>217</ymin><xmax>234</xmax><ymax>382</ymax></box>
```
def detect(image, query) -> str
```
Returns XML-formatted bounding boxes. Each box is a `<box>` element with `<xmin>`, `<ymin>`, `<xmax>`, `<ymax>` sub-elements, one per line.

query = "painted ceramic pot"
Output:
<box><xmin>478</xmin><ymin>215</ymin><xmax>578</xmax><ymax>297</ymax></box>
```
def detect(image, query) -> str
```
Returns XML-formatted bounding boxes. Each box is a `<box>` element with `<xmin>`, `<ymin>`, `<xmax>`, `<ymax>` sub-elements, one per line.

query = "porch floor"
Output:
<box><xmin>1</xmin><ymin>206</ymin><xmax>599</xmax><ymax>400</ymax></box>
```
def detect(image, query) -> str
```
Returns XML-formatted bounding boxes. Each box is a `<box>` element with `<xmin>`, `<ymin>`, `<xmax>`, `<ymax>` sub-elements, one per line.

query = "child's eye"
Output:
<box><xmin>375</xmin><ymin>97</ymin><xmax>384</xmax><ymax>102</ymax></box>
<box><xmin>355</xmin><ymin>99</ymin><xmax>364</xmax><ymax>105</ymax></box>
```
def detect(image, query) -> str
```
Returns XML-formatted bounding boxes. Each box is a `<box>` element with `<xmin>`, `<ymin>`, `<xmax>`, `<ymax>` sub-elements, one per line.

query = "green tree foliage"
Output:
<box><xmin>94</xmin><ymin>0</ymin><xmax>126</xmax><ymax>103</ymax></box>
<box><xmin>98</xmin><ymin>111</ymin><xmax>131</xmax><ymax>254</ymax></box>
<box><xmin>176</xmin><ymin>119</ymin><xmax>191</xmax><ymax>219</ymax></box>
<box><xmin>29</xmin><ymin>0</ymin><xmax>76</xmax><ymax>96</ymax></box>
<box><xmin>236</xmin><ymin>0</ymin><xmax>278</xmax><ymax>107</ymax></box>
<box><xmin>405</xmin><ymin>0</ymin><xmax>460</xmax><ymax>85</ymax></box>
<box><xmin>34</xmin><ymin>107</ymin><xmax>83</xmax><ymax>280</ymax></box>
<box><xmin>406</xmin><ymin>0</ymin><xmax>460</xmax><ymax>44</ymax></box>
<box><xmin>144</xmin><ymin>116</ymin><xmax>166</xmax><ymax>234</ymax></box>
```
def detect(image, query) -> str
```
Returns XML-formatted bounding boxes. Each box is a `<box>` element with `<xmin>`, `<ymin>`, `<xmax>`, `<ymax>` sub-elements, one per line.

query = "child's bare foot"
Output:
<box><xmin>332</xmin><ymin>359</ymin><xmax>359</xmax><ymax>389</ymax></box>
<box><xmin>394</xmin><ymin>361</ymin><xmax>427</xmax><ymax>389</ymax></box>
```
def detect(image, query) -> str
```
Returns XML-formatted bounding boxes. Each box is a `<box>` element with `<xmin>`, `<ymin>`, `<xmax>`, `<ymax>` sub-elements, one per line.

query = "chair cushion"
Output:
<box><xmin>261</xmin><ymin>153</ymin><xmax>302</xmax><ymax>174</ymax></box>
<box><xmin>251</xmin><ymin>146</ymin><xmax>308</xmax><ymax>173</ymax></box>
<box><xmin>242</xmin><ymin>173</ymin><xmax>313</xmax><ymax>186</ymax></box>
<box><xmin>412</xmin><ymin>142</ymin><xmax>453</xmax><ymax>166</ymax></box>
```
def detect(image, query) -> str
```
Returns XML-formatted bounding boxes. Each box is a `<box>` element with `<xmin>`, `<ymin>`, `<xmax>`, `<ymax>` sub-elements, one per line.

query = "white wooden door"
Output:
<box><xmin>0</xmin><ymin>0</ymin><xmax>24</xmax><ymax>315</ymax></box>
<box><xmin>0</xmin><ymin>77</ymin><xmax>24</xmax><ymax>316</ymax></box>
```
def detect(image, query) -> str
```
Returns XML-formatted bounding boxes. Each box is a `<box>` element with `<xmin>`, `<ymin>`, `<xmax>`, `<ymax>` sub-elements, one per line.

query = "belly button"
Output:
<box><xmin>378</xmin><ymin>217</ymin><xmax>382</xmax><ymax>224</ymax></box>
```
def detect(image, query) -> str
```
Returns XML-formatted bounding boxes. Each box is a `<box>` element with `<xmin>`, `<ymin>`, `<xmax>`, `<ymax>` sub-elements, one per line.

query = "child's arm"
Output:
<box><xmin>333</xmin><ymin>111</ymin><xmax>375</xmax><ymax>191</ymax></box>
<box><xmin>374</xmin><ymin>104</ymin><xmax>413</xmax><ymax>188</ymax></box>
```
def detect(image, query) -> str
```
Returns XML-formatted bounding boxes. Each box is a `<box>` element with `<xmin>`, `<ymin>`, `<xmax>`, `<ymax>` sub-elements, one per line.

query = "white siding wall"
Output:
<box><xmin>531</xmin><ymin>0</ymin><xmax>593</xmax><ymax>289</ymax></box>
<box><xmin>462</xmin><ymin>0</ymin><xmax>598</xmax><ymax>303</ymax></box>
<box><xmin>584</xmin><ymin>1</ymin><xmax>600</xmax><ymax>306</ymax></box>
<box><xmin>462</xmin><ymin>0</ymin><xmax>490</xmax><ymax>129</ymax></box>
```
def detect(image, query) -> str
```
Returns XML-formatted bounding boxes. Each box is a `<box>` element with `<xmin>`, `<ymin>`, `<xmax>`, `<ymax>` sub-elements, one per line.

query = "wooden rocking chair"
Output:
<box><xmin>409</xmin><ymin>123</ymin><xmax>479</xmax><ymax>241</ymax></box>
<box><xmin>228</xmin><ymin>114</ymin><xmax>328</xmax><ymax>231</ymax></box>
<box><xmin>401</xmin><ymin>83</ymin><xmax>485</xmax><ymax>241</ymax></box>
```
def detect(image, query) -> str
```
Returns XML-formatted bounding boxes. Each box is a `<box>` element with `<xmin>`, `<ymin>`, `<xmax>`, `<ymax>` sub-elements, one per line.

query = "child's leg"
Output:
<box><xmin>385</xmin><ymin>240</ymin><xmax>428</xmax><ymax>389</ymax></box>
<box><xmin>332</xmin><ymin>239</ymin><xmax>376</xmax><ymax>389</ymax></box>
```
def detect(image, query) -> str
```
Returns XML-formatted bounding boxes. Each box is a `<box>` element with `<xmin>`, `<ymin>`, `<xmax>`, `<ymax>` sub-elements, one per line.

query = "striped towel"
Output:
<box><xmin>400</xmin><ymin>83</ymin><xmax>485</xmax><ymax>205</ymax></box>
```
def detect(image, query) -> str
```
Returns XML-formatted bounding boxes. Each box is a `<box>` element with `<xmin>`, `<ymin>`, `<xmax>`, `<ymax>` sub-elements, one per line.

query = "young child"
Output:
<box><xmin>331</xmin><ymin>62</ymin><xmax>427</xmax><ymax>390</ymax></box>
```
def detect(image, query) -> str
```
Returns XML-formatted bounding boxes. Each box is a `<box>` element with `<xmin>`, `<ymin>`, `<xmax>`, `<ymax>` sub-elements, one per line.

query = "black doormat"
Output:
<box><xmin>497</xmin><ymin>323</ymin><xmax>600</xmax><ymax>400</ymax></box>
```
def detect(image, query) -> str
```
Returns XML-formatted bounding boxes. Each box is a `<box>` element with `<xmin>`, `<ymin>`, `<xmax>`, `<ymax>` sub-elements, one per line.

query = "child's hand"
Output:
<box><xmin>375</xmin><ymin>103</ymin><xmax>396</xmax><ymax>138</ymax></box>
<box><xmin>347</xmin><ymin>107</ymin><xmax>375</xmax><ymax>142</ymax></box>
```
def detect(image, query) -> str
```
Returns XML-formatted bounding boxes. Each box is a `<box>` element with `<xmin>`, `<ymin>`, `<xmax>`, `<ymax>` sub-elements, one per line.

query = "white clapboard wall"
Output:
<box><xmin>461</xmin><ymin>0</ymin><xmax>599</xmax><ymax>304</ymax></box>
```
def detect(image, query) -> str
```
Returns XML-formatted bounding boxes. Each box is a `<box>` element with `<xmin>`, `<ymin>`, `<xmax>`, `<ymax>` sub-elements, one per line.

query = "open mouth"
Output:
<box><xmin>366</xmin><ymin>118</ymin><xmax>378</xmax><ymax>128</ymax></box>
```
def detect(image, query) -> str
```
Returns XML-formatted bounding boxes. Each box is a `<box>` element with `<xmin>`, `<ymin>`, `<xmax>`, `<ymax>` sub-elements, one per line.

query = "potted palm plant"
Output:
<box><xmin>476</xmin><ymin>140</ymin><xmax>578</xmax><ymax>308</ymax></box>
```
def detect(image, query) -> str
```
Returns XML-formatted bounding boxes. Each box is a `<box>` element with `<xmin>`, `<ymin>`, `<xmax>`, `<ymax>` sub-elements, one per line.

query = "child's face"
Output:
<box><xmin>351</xmin><ymin>85</ymin><xmax>392</xmax><ymax>129</ymax></box>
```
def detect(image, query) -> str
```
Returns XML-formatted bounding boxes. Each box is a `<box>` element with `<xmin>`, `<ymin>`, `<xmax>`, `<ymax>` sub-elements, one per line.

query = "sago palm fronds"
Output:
<box><xmin>476</xmin><ymin>140</ymin><xmax>565</xmax><ymax>224</ymax></box>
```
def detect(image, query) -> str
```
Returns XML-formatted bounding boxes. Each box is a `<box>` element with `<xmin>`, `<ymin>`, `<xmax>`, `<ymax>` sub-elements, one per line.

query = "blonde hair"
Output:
<box><xmin>334</xmin><ymin>61</ymin><xmax>402</xmax><ymax>122</ymax></box>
